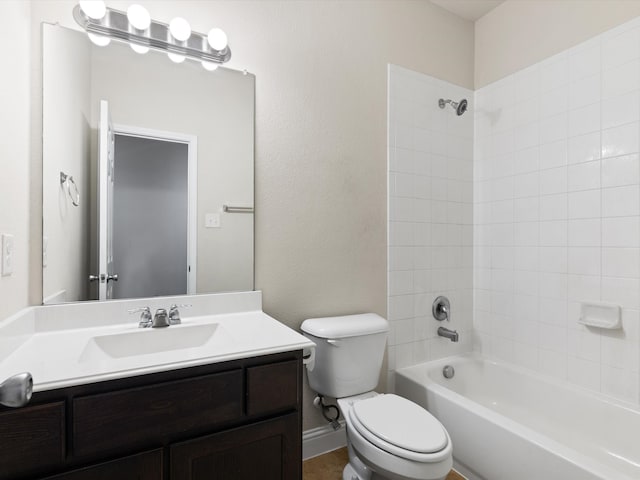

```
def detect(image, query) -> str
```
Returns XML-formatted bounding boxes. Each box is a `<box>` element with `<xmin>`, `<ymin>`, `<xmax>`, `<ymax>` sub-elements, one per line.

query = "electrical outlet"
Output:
<box><xmin>205</xmin><ymin>213</ymin><xmax>221</xmax><ymax>228</ymax></box>
<box><xmin>2</xmin><ymin>234</ymin><xmax>14</xmax><ymax>276</ymax></box>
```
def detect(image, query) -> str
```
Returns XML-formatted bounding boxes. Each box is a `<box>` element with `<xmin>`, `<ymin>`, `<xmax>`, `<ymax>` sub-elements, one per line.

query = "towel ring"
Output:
<box><xmin>60</xmin><ymin>171</ymin><xmax>80</xmax><ymax>207</ymax></box>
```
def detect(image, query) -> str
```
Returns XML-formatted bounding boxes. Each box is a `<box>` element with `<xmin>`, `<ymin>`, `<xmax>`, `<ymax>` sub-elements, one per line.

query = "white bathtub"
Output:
<box><xmin>395</xmin><ymin>354</ymin><xmax>640</xmax><ymax>480</ymax></box>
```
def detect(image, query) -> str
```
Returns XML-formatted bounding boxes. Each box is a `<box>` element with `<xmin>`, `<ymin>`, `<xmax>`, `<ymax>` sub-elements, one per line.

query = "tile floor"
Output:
<box><xmin>303</xmin><ymin>447</ymin><xmax>465</xmax><ymax>480</ymax></box>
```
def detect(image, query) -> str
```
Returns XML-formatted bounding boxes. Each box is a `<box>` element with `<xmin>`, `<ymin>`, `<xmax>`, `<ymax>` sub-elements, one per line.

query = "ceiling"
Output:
<box><xmin>430</xmin><ymin>0</ymin><xmax>505</xmax><ymax>22</ymax></box>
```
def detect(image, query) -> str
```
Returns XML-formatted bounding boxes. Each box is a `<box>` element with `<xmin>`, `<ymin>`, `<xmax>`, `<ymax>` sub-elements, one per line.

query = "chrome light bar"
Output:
<box><xmin>72</xmin><ymin>5</ymin><xmax>232</xmax><ymax>65</ymax></box>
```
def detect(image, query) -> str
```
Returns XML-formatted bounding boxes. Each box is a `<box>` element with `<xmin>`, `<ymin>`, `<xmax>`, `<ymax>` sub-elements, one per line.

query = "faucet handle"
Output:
<box><xmin>169</xmin><ymin>304</ymin><xmax>192</xmax><ymax>325</ymax></box>
<box><xmin>432</xmin><ymin>296</ymin><xmax>451</xmax><ymax>322</ymax></box>
<box><xmin>129</xmin><ymin>307</ymin><xmax>152</xmax><ymax>328</ymax></box>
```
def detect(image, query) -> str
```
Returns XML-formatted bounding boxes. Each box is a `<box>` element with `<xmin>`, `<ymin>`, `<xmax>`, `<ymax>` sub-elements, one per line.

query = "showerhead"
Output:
<box><xmin>438</xmin><ymin>98</ymin><xmax>468</xmax><ymax>116</ymax></box>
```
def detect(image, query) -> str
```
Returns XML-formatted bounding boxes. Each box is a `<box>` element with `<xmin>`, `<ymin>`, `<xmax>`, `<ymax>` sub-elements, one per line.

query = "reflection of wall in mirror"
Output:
<box><xmin>0</xmin><ymin>1</ymin><xmax>30</xmax><ymax>321</ymax></box>
<box><xmin>42</xmin><ymin>25</ymin><xmax>91</xmax><ymax>303</ymax></box>
<box><xmin>42</xmin><ymin>25</ymin><xmax>254</xmax><ymax>302</ymax></box>
<box><xmin>88</xmin><ymin>41</ymin><xmax>254</xmax><ymax>295</ymax></box>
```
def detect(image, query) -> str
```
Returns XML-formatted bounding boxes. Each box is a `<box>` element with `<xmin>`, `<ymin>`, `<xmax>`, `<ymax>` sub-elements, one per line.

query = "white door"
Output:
<box><xmin>98</xmin><ymin>100</ymin><xmax>116</xmax><ymax>300</ymax></box>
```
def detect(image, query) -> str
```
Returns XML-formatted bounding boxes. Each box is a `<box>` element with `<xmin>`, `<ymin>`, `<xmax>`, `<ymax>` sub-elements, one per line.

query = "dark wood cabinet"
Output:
<box><xmin>0</xmin><ymin>402</ymin><xmax>65</xmax><ymax>478</ymax></box>
<box><xmin>0</xmin><ymin>351</ymin><xmax>302</xmax><ymax>480</ymax></box>
<box><xmin>170</xmin><ymin>413</ymin><xmax>300</xmax><ymax>480</ymax></box>
<box><xmin>42</xmin><ymin>450</ymin><xmax>163</xmax><ymax>480</ymax></box>
<box><xmin>73</xmin><ymin>369</ymin><xmax>243</xmax><ymax>458</ymax></box>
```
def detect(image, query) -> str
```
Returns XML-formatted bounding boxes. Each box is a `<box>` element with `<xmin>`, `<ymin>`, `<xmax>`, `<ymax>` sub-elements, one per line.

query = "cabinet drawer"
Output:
<box><xmin>247</xmin><ymin>360</ymin><xmax>299</xmax><ymax>417</ymax></box>
<box><xmin>0</xmin><ymin>402</ymin><xmax>65</xmax><ymax>479</ymax></box>
<box><xmin>41</xmin><ymin>449</ymin><xmax>163</xmax><ymax>480</ymax></box>
<box><xmin>73</xmin><ymin>370</ymin><xmax>242</xmax><ymax>458</ymax></box>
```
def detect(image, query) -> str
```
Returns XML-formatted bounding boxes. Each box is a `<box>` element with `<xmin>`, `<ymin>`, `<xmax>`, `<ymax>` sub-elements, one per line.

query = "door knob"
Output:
<box><xmin>107</xmin><ymin>274</ymin><xmax>119</xmax><ymax>282</ymax></box>
<box><xmin>89</xmin><ymin>274</ymin><xmax>100</xmax><ymax>282</ymax></box>
<box><xmin>0</xmin><ymin>373</ymin><xmax>32</xmax><ymax>408</ymax></box>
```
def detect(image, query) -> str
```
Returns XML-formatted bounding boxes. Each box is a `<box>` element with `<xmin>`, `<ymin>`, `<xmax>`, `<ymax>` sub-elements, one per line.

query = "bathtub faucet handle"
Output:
<box><xmin>432</xmin><ymin>296</ymin><xmax>451</xmax><ymax>322</ymax></box>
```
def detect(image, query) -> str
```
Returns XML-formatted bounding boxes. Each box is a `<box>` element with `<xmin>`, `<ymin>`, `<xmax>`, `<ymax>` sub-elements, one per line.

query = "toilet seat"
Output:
<box><xmin>348</xmin><ymin>394</ymin><xmax>450</xmax><ymax>463</ymax></box>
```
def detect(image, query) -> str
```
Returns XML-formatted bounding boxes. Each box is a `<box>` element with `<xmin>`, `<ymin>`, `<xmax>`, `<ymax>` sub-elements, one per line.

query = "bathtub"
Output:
<box><xmin>395</xmin><ymin>354</ymin><xmax>640</xmax><ymax>480</ymax></box>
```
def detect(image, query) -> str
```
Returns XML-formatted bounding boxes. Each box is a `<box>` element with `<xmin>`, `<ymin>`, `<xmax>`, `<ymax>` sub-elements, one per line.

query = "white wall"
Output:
<box><xmin>387</xmin><ymin>65</ymin><xmax>474</xmax><ymax>391</ymax></box>
<box><xmin>474</xmin><ymin>17</ymin><xmax>640</xmax><ymax>404</ymax></box>
<box><xmin>0</xmin><ymin>1</ymin><xmax>31</xmax><ymax>320</ymax></box>
<box><xmin>42</xmin><ymin>24</ymin><xmax>91</xmax><ymax>303</ymax></box>
<box><xmin>27</xmin><ymin>0</ymin><xmax>475</xmax><ymax>429</ymax></box>
<box><xmin>475</xmin><ymin>0</ymin><xmax>640</xmax><ymax>88</ymax></box>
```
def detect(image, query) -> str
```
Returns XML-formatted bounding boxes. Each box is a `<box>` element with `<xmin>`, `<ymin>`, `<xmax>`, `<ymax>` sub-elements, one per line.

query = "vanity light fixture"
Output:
<box><xmin>79</xmin><ymin>0</ymin><xmax>106</xmax><ymax>20</ymax></box>
<box><xmin>73</xmin><ymin>2</ymin><xmax>231</xmax><ymax>69</ymax></box>
<box><xmin>126</xmin><ymin>4</ymin><xmax>151</xmax><ymax>31</ymax></box>
<box><xmin>201</xmin><ymin>60</ymin><xmax>219</xmax><ymax>71</ymax></box>
<box><xmin>167</xmin><ymin>52</ymin><xmax>186</xmax><ymax>64</ymax></box>
<box><xmin>207</xmin><ymin>28</ymin><xmax>228</xmax><ymax>51</ymax></box>
<box><xmin>169</xmin><ymin>17</ymin><xmax>191</xmax><ymax>42</ymax></box>
<box><xmin>87</xmin><ymin>32</ymin><xmax>110</xmax><ymax>47</ymax></box>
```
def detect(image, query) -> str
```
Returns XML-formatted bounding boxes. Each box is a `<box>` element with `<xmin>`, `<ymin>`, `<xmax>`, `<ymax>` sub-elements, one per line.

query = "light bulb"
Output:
<box><xmin>79</xmin><ymin>0</ymin><xmax>106</xmax><ymax>20</ymax></box>
<box><xmin>130</xmin><ymin>43</ymin><xmax>150</xmax><ymax>54</ymax></box>
<box><xmin>207</xmin><ymin>28</ymin><xmax>228</xmax><ymax>51</ymax></box>
<box><xmin>88</xmin><ymin>32</ymin><xmax>111</xmax><ymax>47</ymax></box>
<box><xmin>201</xmin><ymin>60</ymin><xmax>219</xmax><ymax>71</ymax></box>
<box><xmin>168</xmin><ymin>52</ymin><xmax>186</xmax><ymax>63</ymax></box>
<box><xmin>127</xmin><ymin>4</ymin><xmax>151</xmax><ymax>30</ymax></box>
<box><xmin>169</xmin><ymin>17</ymin><xmax>191</xmax><ymax>42</ymax></box>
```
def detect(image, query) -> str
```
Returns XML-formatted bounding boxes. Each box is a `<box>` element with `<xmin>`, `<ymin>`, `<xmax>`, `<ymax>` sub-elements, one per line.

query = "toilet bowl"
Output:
<box><xmin>337</xmin><ymin>393</ymin><xmax>452</xmax><ymax>480</ymax></box>
<box><xmin>300</xmin><ymin>314</ymin><xmax>453</xmax><ymax>480</ymax></box>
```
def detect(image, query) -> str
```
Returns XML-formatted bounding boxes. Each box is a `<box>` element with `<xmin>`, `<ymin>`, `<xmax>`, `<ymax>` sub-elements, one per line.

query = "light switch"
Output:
<box><xmin>2</xmin><ymin>234</ymin><xmax>14</xmax><ymax>276</ymax></box>
<box><xmin>205</xmin><ymin>213</ymin><xmax>221</xmax><ymax>228</ymax></box>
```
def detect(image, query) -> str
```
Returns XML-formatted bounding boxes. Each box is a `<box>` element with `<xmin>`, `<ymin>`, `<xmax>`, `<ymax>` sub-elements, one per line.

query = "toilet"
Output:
<box><xmin>301</xmin><ymin>314</ymin><xmax>452</xmax><ymax>480</ymax></box>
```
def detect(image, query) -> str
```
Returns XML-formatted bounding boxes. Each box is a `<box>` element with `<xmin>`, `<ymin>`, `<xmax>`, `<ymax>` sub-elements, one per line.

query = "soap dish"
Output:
<box><xmin>578</xmin><ymin>302</ymin><xmax>621</xmax><ymax>329</ymax></box>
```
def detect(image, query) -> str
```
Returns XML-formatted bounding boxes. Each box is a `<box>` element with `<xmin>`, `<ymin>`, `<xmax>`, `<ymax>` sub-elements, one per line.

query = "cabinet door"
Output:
<box><xmin>0</xmin><ymin>402</ymin><xmax>65</xmax><ymax>479</ymax></box>
<box><xmin>41</xmin><ymin>449</ymin><xmax>163</xmax><ymax>480</ymax></box>
<box><xmin>170</xmin><ymin>413</ymin><xmax>301</xmax><ymax>480</ymax></box>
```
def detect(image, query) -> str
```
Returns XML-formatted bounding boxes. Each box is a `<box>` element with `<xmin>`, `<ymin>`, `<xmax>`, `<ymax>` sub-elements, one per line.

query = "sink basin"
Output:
<box><xmin>80</xmin><ymin>323</ymin><xmax>220</xmax><ymax>361</ymax></box>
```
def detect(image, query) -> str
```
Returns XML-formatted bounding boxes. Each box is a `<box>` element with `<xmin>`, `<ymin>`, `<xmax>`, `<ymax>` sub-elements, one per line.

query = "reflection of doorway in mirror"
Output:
<box><xmin>101</xmin><ymin>122</ymin><xmax>197</xmax><ymax>300</ymax></box>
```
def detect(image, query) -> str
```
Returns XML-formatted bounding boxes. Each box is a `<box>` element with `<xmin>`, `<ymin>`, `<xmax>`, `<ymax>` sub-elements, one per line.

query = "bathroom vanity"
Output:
<box><xmin>0</xmin><ymin>292</ymin><xmax>313</xmax><ymax>480</ymax></box>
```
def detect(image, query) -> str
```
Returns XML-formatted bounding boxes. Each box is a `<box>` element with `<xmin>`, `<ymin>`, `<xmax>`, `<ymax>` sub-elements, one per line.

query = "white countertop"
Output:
<box><xmin>0</xmin><ymin>292</ymin><xmax>314</xmax><ymax>392</ymax></box>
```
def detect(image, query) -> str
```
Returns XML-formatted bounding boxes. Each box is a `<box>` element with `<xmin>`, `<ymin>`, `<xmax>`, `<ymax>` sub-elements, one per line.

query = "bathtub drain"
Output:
<box><xmin>442</xmin><ymin>365</ymin><xmax>455</xmax><ymax>379</ymax></box>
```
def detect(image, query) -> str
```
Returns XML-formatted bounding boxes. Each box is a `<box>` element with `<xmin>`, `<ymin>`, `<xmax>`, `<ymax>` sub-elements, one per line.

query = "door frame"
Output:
<box><xmin>112</xmin><ymin>124</ymin><xmax>198</xmax><ymax>294</ymax></box>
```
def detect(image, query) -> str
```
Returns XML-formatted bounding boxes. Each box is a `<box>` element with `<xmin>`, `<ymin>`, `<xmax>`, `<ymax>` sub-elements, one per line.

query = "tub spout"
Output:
<box><xmin>438</xmin><ymin>326</ymin><xmax>459</xmax><ymax>342</ymax></box>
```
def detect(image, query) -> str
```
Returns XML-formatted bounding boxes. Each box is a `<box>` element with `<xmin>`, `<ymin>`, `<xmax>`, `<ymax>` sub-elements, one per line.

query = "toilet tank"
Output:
<box><xmin>301</xmin><ymin>314</ymin><xmax>389</xmax><ymax>398</ymax></box>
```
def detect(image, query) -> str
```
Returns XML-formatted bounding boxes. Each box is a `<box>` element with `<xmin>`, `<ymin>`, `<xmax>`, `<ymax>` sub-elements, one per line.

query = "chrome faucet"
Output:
<box><xmin>437</xmin><ymin>327</ymin><xmax>459</xmax><ymax>342</ymax></box>
<box><xmin>129</xmin><ymin>307</ymin><xmax>153</xmax><ymax>328</ymax></box>
<box><xmin>432</xmin><ymin>296</ymin><xmax>450</xmax><ymax>321</ymax></box>
<box><xmin>432</xmin><ymin>296</ymin><xmax>459</xmax><ymax>342</ymax></box>
<box><xmin>152</xmin><ymin>308</ymin><xmax>170</xmax><ymax>328</ymax></box>
<box><xmin>130</xmin><ymin>307</ymin><xmax>171</xmax><ymax>328</ymax></box>
<box><xmin>169</xmin><ymin>304</ymin><xmax>191</xmax><ymax>325</ymax></box>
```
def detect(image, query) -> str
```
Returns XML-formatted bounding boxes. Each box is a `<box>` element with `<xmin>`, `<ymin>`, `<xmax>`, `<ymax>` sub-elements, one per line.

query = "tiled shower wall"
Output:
<box><xmin>474</xmin><ymin>19</ymin><xmax>640</xmax><ymax>403</ymax></box>
<box><xmin>387</xmin><ymin>65</ymin><xmax>474</xmax><ymax>389</ymax></box>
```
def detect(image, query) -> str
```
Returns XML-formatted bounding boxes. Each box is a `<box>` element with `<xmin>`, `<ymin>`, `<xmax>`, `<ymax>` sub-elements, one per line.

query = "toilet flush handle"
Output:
<box><xmin>303</xmin><ymin>346</ymin><xmax>316</xmax><ymax>372</ymax></box>
<box><xmin>327</xmin><ymin>339</ymin><xmax>342</xmax><ymax>347</ymax></box>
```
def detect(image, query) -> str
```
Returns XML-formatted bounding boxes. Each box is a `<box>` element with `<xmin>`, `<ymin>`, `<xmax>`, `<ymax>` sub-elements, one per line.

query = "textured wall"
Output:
<box><xmin>0</xmin><ymin>1</ymin><xmax>30</xmax><ymax>321</ymax></box>
<box><xmin>26</xmin><ymin>1</ymin><xmax>474</xmax><ymax>430</ymax></box>
<box><xmin>475</xmin><ymin>0</ymin><xmax>640</xmax><ymax>87</ymax></box>
<box><xmin>474</xmin><ymin>17</ymin><xmax>640</xmax><ymax>403</ymax></box>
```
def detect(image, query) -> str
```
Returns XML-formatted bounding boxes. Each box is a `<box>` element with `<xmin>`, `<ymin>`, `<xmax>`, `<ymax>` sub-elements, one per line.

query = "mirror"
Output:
<box><xmin>42</xmin><ymin>24</ymin><xmax>255</xmax><ymax>304</ymax></box>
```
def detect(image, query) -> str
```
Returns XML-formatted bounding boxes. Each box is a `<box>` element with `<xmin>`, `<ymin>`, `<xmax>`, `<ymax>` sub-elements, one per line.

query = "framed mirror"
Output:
<box><xmin>42</xmin><ymin>24</ymin><xmax>255</xmax><ymax>304</ymax></box>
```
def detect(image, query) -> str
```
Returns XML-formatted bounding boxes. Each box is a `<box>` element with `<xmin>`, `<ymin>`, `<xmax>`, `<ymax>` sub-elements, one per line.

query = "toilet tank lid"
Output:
<box><xmin>301</xmin><ymin>313</ymin><xmax>389</xmax><ymax>339</ymax></box>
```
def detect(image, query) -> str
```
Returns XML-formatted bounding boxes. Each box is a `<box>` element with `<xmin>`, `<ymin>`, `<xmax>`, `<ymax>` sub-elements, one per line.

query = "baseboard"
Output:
<box><xmin>302</xmin><ymin>420</ymin><xmax>347</xmax><ymax>460</ymax></box>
